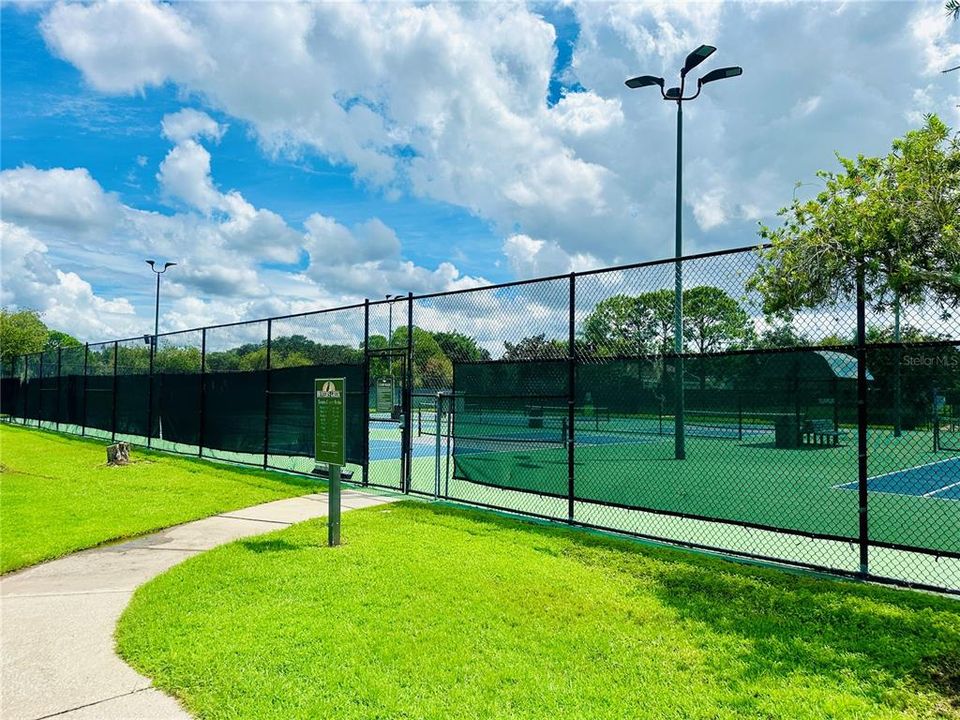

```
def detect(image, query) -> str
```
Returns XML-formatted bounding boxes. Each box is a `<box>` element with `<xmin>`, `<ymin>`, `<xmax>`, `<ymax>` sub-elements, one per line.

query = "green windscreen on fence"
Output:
<box><xmin>268</xmin><ymin>363</ymin><xmax>365</xmax><ymax>463</ymax></box>
<box><xmin>452</xmin><ymin>359</ymin><xmax>569</xmax><ymax>496</ymax></box>
<box><xmin>152</xmin><ymin>373</ymin><xmax>202</xmax><ymax>445</ymax></box>
<box><xmin>452</xmin><ymin>351</ymin><xmax>959</xmax><ymax>554</ymax></box>
<box><xmin>6</xmin><ymin>362</ymin><xmax>365</xmax><ymax>464</ymax></box>
<box><xmin>1</xmin><ymin>378</ymin><xmax>21</xmax><ymax>417</ymax></box>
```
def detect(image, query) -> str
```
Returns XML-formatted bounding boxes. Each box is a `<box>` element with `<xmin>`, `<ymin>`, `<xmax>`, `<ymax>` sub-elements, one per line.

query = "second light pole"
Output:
<box><xmin>626</xmin><ymin>45</ymin><xmax>742</xmax><ymax>460</ymax></box>
<box><xmin>146</xmin><ymin>259</ymin><xmax>177</xmax><ymax>343</ymax></box>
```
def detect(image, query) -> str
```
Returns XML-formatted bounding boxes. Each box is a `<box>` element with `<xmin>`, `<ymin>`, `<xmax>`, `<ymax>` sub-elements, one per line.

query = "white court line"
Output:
<box><xmin>866</xmin><ymin>455</ymin><xmax>960</xmax><ymax>482</ymax></box>
<box><xmin>831</xmin><ymin>455</ymin><xmax>960</xmax><ymax>492</ymax></box>
<box><xmin>922</xmin><ymin>479</ymin><xmax>960</xmax><ymax>498</ymax></box>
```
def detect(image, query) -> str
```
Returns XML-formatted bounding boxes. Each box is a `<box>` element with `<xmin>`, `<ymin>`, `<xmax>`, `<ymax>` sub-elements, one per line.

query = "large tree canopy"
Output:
<box><xmin>581</xmin><ymin>287</ymin><xmax>750</xmax><ymax>357</ymax></box>
<box><xmin>1</xmin><ymin>309</ymin><xmax>81</xmax><ymax>365</ymax></box>
<box><xmin>751</xmin><ymin>115</ymin><xmax>960</xmax><ymax>316</ymax></box>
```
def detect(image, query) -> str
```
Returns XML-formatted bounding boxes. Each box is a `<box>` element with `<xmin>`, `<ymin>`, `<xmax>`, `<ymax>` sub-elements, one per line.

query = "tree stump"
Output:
<box><xmin>106</xmin><ymin>442</ymin><xmax>131</xmax><ymax>466</ymax></box>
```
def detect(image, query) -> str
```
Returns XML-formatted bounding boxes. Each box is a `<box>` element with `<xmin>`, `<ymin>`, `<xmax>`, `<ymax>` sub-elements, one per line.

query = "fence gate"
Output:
<box><xmin>365</xmin><ymin>347</ymin><xmax>411</xmax><ymax>491</ymax></box>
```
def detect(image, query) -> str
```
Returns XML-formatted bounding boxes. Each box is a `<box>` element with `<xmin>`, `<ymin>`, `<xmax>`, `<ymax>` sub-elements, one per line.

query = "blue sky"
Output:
<box><xmin>1</xmin><ymin>6</ymin><xmax>502</xmax><ymax>279</ymax></box>
<box><xmin>1</xmin><ymin>1</ymin><xmax>958</xmax><ymax>341</ymax></box>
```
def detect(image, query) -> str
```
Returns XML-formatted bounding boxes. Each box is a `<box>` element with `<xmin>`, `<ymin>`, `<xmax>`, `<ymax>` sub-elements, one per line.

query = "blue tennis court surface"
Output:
<box><xmin>370</xmin><ymin>439</ymin><xmax>437</xmax><ymax>461</ymax></box>
<box><xmin>837</xmin><ymin>457</ymin><xmax>960</xmax><ymax>500</ymax></box>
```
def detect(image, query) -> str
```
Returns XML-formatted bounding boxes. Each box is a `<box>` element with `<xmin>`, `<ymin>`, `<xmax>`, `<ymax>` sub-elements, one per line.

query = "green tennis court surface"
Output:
<box><xmin>451</xmin><ymin>425</ymin><xmax>960</xmax><ymax>554</ymax></box>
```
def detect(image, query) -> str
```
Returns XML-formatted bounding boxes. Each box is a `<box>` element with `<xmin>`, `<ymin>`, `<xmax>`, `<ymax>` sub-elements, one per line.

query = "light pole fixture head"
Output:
<box><xmin>146</xmin><ymin>259</ymin><xmax>156</xmax><ymax>269</ymax></box>
<box><xmin>698</xmin><ymin>66</ymin><xmax>743</xmax><ymax>86</ymax></box>
<box><xmin>163</xmin><ymin>262</ymin><xmax>177</xmax><ymax>270</ymax></box>
<box><xmin>681</xmin><ymin>45</ymin><xmax>716</xmax><ymax>77</ymax></box>
<box><xmin>665</xmin><ymin>87</ymin><xmax>681</xmax><ymax>99</ymax></box>
<box><xmin>625</xmin><ymin>75</ymin><xmax>664</xmax><ymax>90</ymax></box>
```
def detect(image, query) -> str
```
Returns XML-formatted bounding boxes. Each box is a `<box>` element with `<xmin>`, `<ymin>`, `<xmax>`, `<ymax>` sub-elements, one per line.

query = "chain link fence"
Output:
<box><xmin>3</xmin><ymin>245</ymin><xmax>958</xmax><ymax>593</ymax></box>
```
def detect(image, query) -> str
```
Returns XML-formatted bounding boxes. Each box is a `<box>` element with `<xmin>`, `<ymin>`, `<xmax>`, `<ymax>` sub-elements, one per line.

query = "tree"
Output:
<box><xmin>683</xmin><ymin>286</ymin><xmax>752</xmax><ymax>389</ymax></box>
<box><xmin>45</xmin><ymin>330</ymin><xmax>82</xmax><ymax>350</ymax></box>
<box><xmin>0</xmin><ymin>309</ymin><xmax>48</xmax><ymax>363</ymax></box>
<box><xmin>948</xmin><ymin>0</ymin><xmax>959</xmax><ymax>22</ymax></box>
<box><xmin>756</xmin><ymin>321</ymin><xmax>809</xmax><ymax>349</ymax></box>
<box><xmin>391</xmin><ymin>326</ymin><xmax>452</xmax><ymax>388</ymax></box>
<box><xmin>581</xmin><ymin>294</ymin><xmax>657</xmax><ymax>357</ymax></box>
<box><xmin>750</xmin><ymin>116</ymin><xmax>960</xmax><ymax>317</ymax></box>
<box><xmin>154</xmin><ymin>346</ymin><xmax>202</xmax><ymax>373</ymax></box>
<box><xmin>432</xmin><ymin>331</ymin><xmax>490</xmax><ymax>362</ymax></box>
<box><xmin>683</xmin><ymin>286</ymin><xmax>752</xmax><ymax>354</ymax></box>
<box><xmin>581</xmin><ymin>290</ymin><xmax>677</xmax><ymax>359</ymax></box>
<box><xmin>502</xmin><ymin>334</ymin><xmax>567</xmax><ymax>361</ymax></box>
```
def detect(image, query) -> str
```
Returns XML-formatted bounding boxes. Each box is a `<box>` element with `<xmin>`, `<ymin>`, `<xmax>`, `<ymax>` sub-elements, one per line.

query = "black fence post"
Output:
<box><xmin>567</xmin><ymin>272</ymin><xmax>576</xmax><ymax>524</ymax></box>
<box><xmin>111</xmin><ymin>341</ymin><xmax>118</xmax><ymax>442</ymax></box>
<box><xmin>856</xmin><ymin>261</ymin><xmax>869</xmax><ymax>577</ymax></box>
<box><xmin>263</xmin><ymin>319</ymin><xmax>272</xmax><ymax>470</ymax></box>
<box><xmin>81</xmin><ymin>343</ymin><xmax>89</xmax><ymax>437</ymax></box>
<box><xmin>37</xmin><ymin>351</ymin><xmax>43</xmax><ymax>429</ymax></box>
<box><xmin>23</xmin><ymin>356</ymin><xmax>30</xmax><ymax>425</ymax></box>
<box><xmin>363</xmin><ymin>299</ymin><xmax>370</xmax><ymax>487</ymax></box>
<box><xmin>147</xmin><ymin>334</ymin><xmax>155</xmax><ymax>448</ymax></box>
<box><xmin>198</xmin><ymin>328</ymin><xmax>206</xmax><ymax>458</ymax></box>
<box><xmin>56</xmin><ymin>346</ymin><xmax>62</xmax><ymax>432</ymax></box>
<box><xmin>403</xmin><ymin>292</ymin><xmax>414</xmax><ymax>493</ymax></box>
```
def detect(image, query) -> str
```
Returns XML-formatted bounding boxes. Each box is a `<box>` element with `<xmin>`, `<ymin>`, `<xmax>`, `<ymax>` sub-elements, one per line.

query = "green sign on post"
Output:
<box><xmin>315</xmin><ymin>378</ymin><xmax>345</xmax><ymax>546</ymax></box>
<box><xmin>376</xmin><ymin>377</ymin><xmax>395</xmax><ymax>413</ymax></box>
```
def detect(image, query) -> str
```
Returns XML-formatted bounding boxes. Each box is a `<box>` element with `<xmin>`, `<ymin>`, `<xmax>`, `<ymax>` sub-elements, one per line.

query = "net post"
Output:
<box><xmin>111</xmin><ymin>341</ymin><xmax>118</xmax><ymax>442</ymax></box>
<box><xmin>737</xmin><ymin>394</ymin><xmax>743</xmax><ymax>441</ymax></box>
<box><xmin>933</xmin><ymin>387</ymin><xmax>940</xmax><ymax>452</ymax></box>
<box><xmin>81</xmin><ymin>343</ymin><xmax>88</xmax><ymax>437</ymax></box>
<box><xmin>362</xmin><ymin>298</ymin><xmax>370</xmax><ymax>486</ymax></box>
<box><xmin>198</xmin><ymin>328</ymin><xmax>206</xmax><ymax>458</ymax></box>
<box><xmin>567</xmin><ymin>271</ymin><xmax>576</xmax><ymax>524</ymax></box>
<box><xmin>855</xmin><ymin>262</ymin><xmax>869</xmax><ymax>578</ymax></box>
<box><xmin>263</xmin><ymin>319</ymin><xmax>272</xmax><ymax>470</ymax></box>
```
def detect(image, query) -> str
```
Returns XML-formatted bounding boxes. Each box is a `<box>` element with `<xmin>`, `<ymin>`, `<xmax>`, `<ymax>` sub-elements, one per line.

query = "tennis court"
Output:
<box><xmin>438</xmin><ymin>410</ymin><xmax>960</xmax><ymax>555</ymax></box>
<box><xmin>837</xmin><ymin>457</ymin><xmax>960</xmax><ymax>500</ymax></box>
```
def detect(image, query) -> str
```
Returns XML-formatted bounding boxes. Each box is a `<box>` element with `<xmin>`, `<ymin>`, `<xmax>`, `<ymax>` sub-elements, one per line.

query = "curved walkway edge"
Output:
<box><xmin>0</xmin><ymin>488</ymin><xmax>398</xmax><ymax>720</ymax></box>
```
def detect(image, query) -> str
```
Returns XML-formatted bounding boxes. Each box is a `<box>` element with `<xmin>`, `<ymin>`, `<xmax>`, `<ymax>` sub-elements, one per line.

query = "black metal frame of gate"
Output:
<box><xmin>362</xmin><ymin>294</ymin><xmax>414</xmax><ymax>492</ymax></box>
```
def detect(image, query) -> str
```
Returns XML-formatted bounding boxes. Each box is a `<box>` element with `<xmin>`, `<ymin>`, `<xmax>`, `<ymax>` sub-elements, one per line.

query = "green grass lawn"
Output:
<box><xmin>0</xmin><ymin>424</ymin><xmax>321</xmax><ymax>573</ymax></box>
<box><xmin>118</xmin><ymin>502</ymin><xmax>960</xmax><ymax>720</ymax></box>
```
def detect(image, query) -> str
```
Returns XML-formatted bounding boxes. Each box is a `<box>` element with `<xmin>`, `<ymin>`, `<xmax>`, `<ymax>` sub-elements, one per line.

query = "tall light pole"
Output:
<box><xmin>145</xmin><ymin>260</ymin><xmax>176</xmax><ymax>343</ymax></box>
<box><xmin>386</xmin><ymin>294</ymin><xmax>397</xmax><ymax>374</ymax></box>
<box><xmin>626</xmin><ymin>46</ymin><xmax>742</xmax><ymax>460</ymax></box>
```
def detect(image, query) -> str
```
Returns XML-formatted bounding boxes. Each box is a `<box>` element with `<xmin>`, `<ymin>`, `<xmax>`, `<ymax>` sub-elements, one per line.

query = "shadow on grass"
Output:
<box><xmin>238</xmin><ymin>538</ymin><xmax>304</xmax><ymax>554</ymax></box>
<box><xmin>405</xmin><ymin>502</ymin><xmax>960</xmax><ymax>708</ymax></box>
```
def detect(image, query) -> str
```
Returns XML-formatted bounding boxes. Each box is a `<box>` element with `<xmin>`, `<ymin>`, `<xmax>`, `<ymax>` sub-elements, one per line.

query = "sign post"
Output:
<box><xmin>315</xmin><ymin>378</ymin><xmax>346</xmax><ymax>547</ymax></box>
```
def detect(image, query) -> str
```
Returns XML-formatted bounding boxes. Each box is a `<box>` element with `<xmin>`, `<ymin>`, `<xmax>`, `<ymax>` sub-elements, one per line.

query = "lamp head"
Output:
<box><xmin>681</xmin><ymin>45</ymin><xmax>716</xmax><ymax>77</ymax></box>
<box><xmin>665</xmin><ymin>87</ymin><xmax>681</xmax><ymax>99</ymax></box>
<box><xmin>625</xmin><ymin>75</ymin><xmax>664</xmax><ymax>90</ymax></box>
<box><xmin>163</xmin><ymin>262</ymin><xmax>176</xmax><ymax>270</ymax></box>
<box><xmin>698</xmin><ymin>66</ymin><xmax>743</xmax><ymax>86</ymax></box>
<box><xmin>146</xmin><ymin>260</ymin><xmax>156</xmax><ymax>269</ymax></box>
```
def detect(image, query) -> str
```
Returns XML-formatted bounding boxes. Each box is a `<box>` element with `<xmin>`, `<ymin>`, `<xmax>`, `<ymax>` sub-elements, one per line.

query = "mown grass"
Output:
<box><xmin>0</xmin><ymin>424</ymin><xmax>320</xmax><ymax>572</ymax></box>
<box><xmin>118</xmin><ymin>502</ymin><xmax>960</xmax><ymax>720</ymax></box>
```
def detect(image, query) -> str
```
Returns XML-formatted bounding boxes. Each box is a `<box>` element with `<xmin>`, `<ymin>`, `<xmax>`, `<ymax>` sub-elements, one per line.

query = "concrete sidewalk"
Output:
<box><xmin>1</xmin><ymin>489</ymin><xmax>397</xmax><ymax>720</ymax></box>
